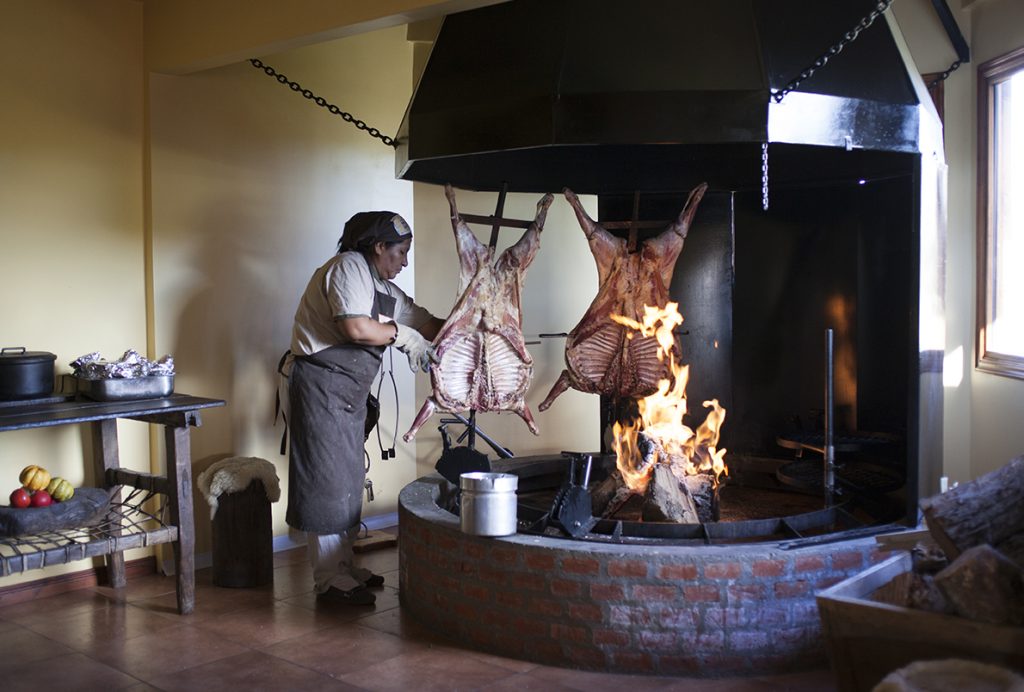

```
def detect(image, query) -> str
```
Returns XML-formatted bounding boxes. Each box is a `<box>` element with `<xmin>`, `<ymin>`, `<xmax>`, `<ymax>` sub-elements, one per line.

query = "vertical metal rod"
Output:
<box><xmin>824</xmin><ymin>328</ymin><xmax>835</xmax><ymax>507</ymax></box>
<box><xmin>467</xmin><ymin>409</ymin><xmax>477</xmax><ymax>450</ymax></box>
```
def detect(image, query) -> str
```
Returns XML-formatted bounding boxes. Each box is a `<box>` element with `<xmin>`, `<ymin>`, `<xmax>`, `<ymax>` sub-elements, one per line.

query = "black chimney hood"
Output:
<box><xmin>396</xmin><ymin>0</ymin><xmax>933</xmax><ymax>195</ymax></box>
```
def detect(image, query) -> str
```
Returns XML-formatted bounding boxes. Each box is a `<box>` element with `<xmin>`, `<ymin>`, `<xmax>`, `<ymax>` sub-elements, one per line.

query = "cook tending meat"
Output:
<box><xmin>538</xmin><ymin>183</ymin><xmax>707</xmax><ymax>411</ymax></box>
<box><xmin>403</xmin><ymin>185</ymin><xmax>553</xmax><ymax>441</ymax></box>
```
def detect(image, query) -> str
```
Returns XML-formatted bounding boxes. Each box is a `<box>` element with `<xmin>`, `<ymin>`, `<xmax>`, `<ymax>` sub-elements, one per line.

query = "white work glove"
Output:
<box><xmin>392</xmin><ymin>322</ymin><xmax>439</xmax><ymax>373</ymax></box>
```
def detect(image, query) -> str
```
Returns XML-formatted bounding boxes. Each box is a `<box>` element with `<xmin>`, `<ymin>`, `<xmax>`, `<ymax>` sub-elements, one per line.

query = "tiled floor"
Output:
<box><xmin>0</xmin><ymin>530</ymin><xmax>838</xmax><ymax>691</ymax></box>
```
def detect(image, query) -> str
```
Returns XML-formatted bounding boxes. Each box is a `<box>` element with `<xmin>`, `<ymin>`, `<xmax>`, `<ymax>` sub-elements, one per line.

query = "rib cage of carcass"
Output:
<box><xmin>538</xmin><ymin>183</ymin><xmax>708</xmax><ymax>411</ymax></box>
<box><xmin>403</xmin><ymin>184</ymin><xmax>554</xmax><ymax>442</ymax></box>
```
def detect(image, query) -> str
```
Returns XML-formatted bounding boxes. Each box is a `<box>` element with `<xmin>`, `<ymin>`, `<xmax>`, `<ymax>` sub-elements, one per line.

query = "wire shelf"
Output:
<box><xmin>0</xmin><ymin>486</ymin><xmax>177</xmax><ymax>576</ymax></box>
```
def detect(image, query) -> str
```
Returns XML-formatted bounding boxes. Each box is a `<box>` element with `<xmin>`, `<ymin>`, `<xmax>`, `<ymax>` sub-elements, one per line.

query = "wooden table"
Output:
<box><xmin>0</xmin><ymin>394</ymin><xmax>225</xmax><ymax>614</ymax></box>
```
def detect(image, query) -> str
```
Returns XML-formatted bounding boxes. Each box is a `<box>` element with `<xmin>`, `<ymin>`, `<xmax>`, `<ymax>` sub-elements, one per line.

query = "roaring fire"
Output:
<box><xmin>610</xmin><ymin>302</ymin><xmax>728</xmax><ymax>493</ymax></box>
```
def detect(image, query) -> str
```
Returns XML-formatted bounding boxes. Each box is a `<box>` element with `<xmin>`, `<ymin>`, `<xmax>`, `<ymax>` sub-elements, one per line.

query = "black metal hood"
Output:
<box><xmin>396</xmin><ymin>0</ymin><xmax>935</xmax><ymax>195</ymax></box>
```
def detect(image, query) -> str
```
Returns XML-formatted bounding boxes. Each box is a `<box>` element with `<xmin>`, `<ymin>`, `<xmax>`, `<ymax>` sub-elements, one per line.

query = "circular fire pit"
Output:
<box><xmin>398</xmin><ymin>456</ymin><xmax>897</xmax><ymax>677</ymax></box>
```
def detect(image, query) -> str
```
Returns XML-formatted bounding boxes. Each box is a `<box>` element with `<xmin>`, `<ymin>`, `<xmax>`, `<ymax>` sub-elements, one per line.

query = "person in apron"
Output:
<box><xmin>283</xmin><ymin>211</ymin><xmax>444</xmax><ymax>605</ymax></box>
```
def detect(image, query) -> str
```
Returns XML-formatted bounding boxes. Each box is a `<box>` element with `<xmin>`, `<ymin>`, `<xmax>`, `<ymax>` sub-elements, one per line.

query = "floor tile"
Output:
<box><xmin>148</xmin><ymin>650</ymin><xmax>362</xmax><ymax>691</ymax></box>
<box><xmin>0</xmin><ymin>587</ymin><xmax>116</xmax><ymax>627</ymax></box>
<box><xmin>92</xmin><ymin>571</ymin><xmax>179</xmax><ymax>603</ymax></box>
<box><xmin>89</xmin><ymin>621</ymin><xmax>249</xmax><ymax>681</ymax></box>
<box><xmin>337</xmin><ymin>644</ymin><xmax>520</xmax><ymax>691</ymax></box>
<box><xmin>23</xmin><ymin>601</ymin><xmax>179</xmax><ymax>654</ymax></box>
<box><xmin>0</xmin><ymin>624</ymin><xmax>73</xmax><ymax>665</ymax></box>
<box><xmin>261</xmin><ymin>621</ymin><xmax>424</xmax><ymax>677</ymax></box>
<box><xmin>1</xmin><ymin>651</ymin><xmax>141</xmax><ymax>691</ymax></box>
<box><xmin>192</xmin><ymin>600</ymin><xmax>335</xmax><ymax>648</ymax></box>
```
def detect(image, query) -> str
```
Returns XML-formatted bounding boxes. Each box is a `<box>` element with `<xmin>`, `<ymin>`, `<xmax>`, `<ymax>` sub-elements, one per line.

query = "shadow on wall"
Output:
<box><xmin>170</xmin><ymin>200</ymin><xmax>296</xmax><ymax>463</ymax></box>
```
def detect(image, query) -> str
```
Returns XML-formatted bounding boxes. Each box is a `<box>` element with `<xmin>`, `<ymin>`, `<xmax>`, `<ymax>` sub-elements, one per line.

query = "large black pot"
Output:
<box><xmin>0</xmin><ymin>347</ymin><xmax>56</xmax><ymax>400</ymax></box>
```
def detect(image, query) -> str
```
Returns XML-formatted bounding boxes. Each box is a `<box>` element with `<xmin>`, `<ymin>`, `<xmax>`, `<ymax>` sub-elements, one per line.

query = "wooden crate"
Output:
<box><xmin>816</xmin><ymin>552</ymin><xmax>1024</xmax><ymax>692</ymax></box>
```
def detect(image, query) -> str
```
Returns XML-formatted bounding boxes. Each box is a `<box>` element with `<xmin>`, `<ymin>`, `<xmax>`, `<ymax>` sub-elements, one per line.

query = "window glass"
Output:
<box><xmin>978</xmin><ymin>46</ymin><xmax>1024</xmax><ymax>379</ymax></box>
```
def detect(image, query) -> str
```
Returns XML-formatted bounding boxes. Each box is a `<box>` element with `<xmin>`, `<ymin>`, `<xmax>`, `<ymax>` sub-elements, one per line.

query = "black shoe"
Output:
<box><xmin>316</xmin><ymin>585</ymin><xmax>376</xmax><ymax>606</ymax></box>
<box><xmin>364</xmin><ymin>573</ymin><xmax>385</xmax><ymax>588</ymax></box>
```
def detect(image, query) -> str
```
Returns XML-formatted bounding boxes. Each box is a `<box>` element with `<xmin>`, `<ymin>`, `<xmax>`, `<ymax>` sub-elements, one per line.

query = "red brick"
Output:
<box><xmin>567</xmin><ymin>602</ymin><xmax>604</xmax><ymax>622</ymax></box>
<box><xmin>511</xmin><ymin>616</ymin><xmax>547</xmax><ymax>637</ymax></box>
<box><xmin>705</xmin><ymin>562</ymin><xmax>742</xmax><ymax>579</ymax></box>
<box><xmin>526</xmin><ymin>597</ymin><xmax>565</xmax><ymax>617</ymax></box>
<box><xmin>632</xmin><ymin>584</ymin><xmax>678</xmax><ymax>601</ymax></box>
<box><xmin>658</xmin><ymin>606</ymin><xmax>699</xmax><ymax>629</ymax></box>
<box><xmin>561</xmin><ymin>557</ymin><xmax>601</xmax><ymax>575</ymax></box>
<box><xmin>677</xmin><ymin>630</ymin><xmax>726</xmax><ymax>650</ymax></box>
<box><xmin>436</xmin><ymin>533</ymin><xmax>459</xmax><ymax>551</ymax></box>
<box><xmin>551</xmin><ymin>578</ymin><xmax>583</xmax><ymax>597</ymax></box>
<box><xmin>752</xmin><ymin>559</ymin><xmax>786</xmax><ymax>577</ymax></box>
<box><xmin>657</xmin><ymin>564</ymin><xmax>698</xmax><ymax>580</ymax></box>
<box><xmin>464</xmin><ymin>542</ymin><xmax>485</xmax><ymax>559</ymax></box>
<box><xmin>638</xmin><ymin>631</ymin><xmax>678</xmax><ymax>651</ymax></box>
<box><xmin>461</xmin><ymin>583</ymin><xmax>490</xmax><ymax>602</ymax></box>
<box><xmin>590</xmin><ymin>582</ymin><xmax>626</xmax><ymax>601</ymax></box>
<box><xmin>593</xmin><ymin>628</ymin><xmax>630</xmax><ymax>646</ymax></box>
<box><xmin>726</xmin><ymin>583</ymin><xmax>766</xmax><ymax>603</ymax></box>
<box><xmin>608</xmin><ymin>560</ymin><xmax>648</xmax><ymax>577</ymax></box>
<box><xmin>815</xmin><ymin>576</ymin><xmax>844</xmax><ymax>589</ymax></box>
<box><xmin>831</xmin><ymin>551</ymin><xmax>864</xmax><ymax>570</ymax></box>
<box><xmin>565</xmin><ymin>645</ymin><xmax>607</xmax><ymax>668</ymax></box>
<box><xmin>774</xmin><ymin>580</ymin><xmax>810</xmax><ymax>598</ymax></box>
<box><xmin>612</xmin><ymin>651</ymin><xmax>654</xmax><ymax>671</ymax></box>
<box><xmin>491</xmin><ymin>547</ymin><xmax>520</xmax><ymax>566</ymax></box>
<box><xmin>683</xmin><ymin>584</ymin><xmax>721</xmax><ymax>602</ymax></box>
<box><xmin>609</xmin><ymin>604</ymin><xmax>655</xmax><ymax>626</ymax></box>
<box><xmin>525</xmin><ymin>552</ymin><xmax>557</xmax><ymax>570</ymax></box>
<box><xmin>794</xmin><ymin>555</ymin><xmax>826</xmax><ymax>572</ymax></box>
<box><xmin>658</xmin><ymin>654</ymin><xmax>702</xmax><ymax>675</ymax></box>
<box><xmin>729</xmin><ymin>630</ymin><xmax>770</xmax><ymax>651</ymax></box>
<box><xmin>551</xmin><ymin>623</ymin><xmax>590</xmax><ymax>643</ymax></box>
<box><xmin>495</xmin><ymin>590</ymin><xmax>527</xmax><ymax>609</ymax></box>
<box><xmin>478</xmin><ymin>565</ymin><xmax>509</xmax><ymax>585</ymax></box>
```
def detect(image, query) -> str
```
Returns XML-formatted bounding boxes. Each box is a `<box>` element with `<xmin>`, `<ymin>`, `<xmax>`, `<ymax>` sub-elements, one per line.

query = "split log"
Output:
<box><xmin>643</xmin><ymin>464</ymin><xmax>700</xmax><ymax>523</ymax></box>
<box><xmin>934</xmin><ymin>544</ymin><xmax>1024</xmax><ymax>626</ymax></box>
<box><xmin>920</xmin><ymin>455</ymin><xmax>1024</xmax><ymax>566</ymax></box>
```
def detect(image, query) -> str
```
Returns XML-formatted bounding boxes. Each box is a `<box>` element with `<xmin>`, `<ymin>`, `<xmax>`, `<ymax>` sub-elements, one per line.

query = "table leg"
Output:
<box><xmin>164</xmin><ymin>424</ymin><xmax>195</xmax><ymax>615</ymax></box>
<box><xmin>91</xmin><ymin>419</ymin><xmax>125</xmax><ymax>588</ymax></box>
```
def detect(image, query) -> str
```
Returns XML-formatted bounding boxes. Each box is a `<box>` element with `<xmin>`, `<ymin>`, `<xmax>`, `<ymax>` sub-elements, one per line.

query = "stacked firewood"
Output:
<box><xmin>875</xmin><ymin>455</ymin><xmax>1024</xmax><ymax>626</ymax></box>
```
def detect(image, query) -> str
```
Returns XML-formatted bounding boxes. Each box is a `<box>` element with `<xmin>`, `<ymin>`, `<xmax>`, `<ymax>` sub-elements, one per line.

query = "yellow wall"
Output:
<box><xmin>0</xmin><ymin>0</ymin><xmax>151</xmax><ymax>585</ymax></box>
<box><xmin>2</xmin><ymin>0</ymin><xmax>1023</xmax><ymax>592</ymax></box>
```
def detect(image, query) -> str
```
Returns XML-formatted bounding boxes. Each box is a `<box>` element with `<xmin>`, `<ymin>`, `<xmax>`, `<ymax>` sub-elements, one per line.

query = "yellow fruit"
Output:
<box><xmin>45</xmin><ymin>477</ymin><xmax>74</xmax><ymax>502</ymax></box>
<box><xmin>19</xmin><ymin>465</ymin><xmax>50</xmax><ymax>492</ymax></box>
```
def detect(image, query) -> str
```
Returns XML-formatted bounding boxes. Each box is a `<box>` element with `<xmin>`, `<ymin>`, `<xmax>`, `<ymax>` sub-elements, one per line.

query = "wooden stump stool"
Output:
<box><xmin>211</xmin><ymin>479</ymin><xmax>273</xmax><ymax>588</ymax></box>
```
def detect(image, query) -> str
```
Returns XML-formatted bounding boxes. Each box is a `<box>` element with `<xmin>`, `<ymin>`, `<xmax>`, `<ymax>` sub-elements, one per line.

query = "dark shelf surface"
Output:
<box><xmin>0</xmin><ymin>393</ymin><xmax>225</xmax><ymax>432</ymax></box>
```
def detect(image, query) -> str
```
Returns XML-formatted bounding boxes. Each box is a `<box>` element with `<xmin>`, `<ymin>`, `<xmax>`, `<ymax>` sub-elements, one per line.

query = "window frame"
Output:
<box><xmin>976</xmin><ymin>44</ymin><xmax>1024</xmax><ymax>380</ymax></box>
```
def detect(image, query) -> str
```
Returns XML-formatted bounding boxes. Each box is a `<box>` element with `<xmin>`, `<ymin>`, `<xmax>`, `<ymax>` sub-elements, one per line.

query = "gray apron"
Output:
<box><xmin>286</xmin><ymin>286</ymin><xmax>394</xmax><ymax>533</ymax></box>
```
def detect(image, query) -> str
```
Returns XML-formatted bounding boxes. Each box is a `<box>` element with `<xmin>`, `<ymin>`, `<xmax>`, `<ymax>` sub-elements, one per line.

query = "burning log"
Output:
<box><xmin>921</xmin><ymin>456</ymin><xmax>1024</xmax><ymax>567</ymax></box>
<box><xmin>643</xmin><ymin>464</ymin><xmax>699</xmax><ymax>524</ymax></box>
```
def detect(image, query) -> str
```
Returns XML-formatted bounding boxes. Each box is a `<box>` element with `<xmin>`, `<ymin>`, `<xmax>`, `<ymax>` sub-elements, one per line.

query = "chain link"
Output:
<box><xmin>771</xmin><ymin>1</ymin><xmax>894</xmax><ymax>104</ymax></box>
<box><xmin>761</xmin><ymin>142</ymin><xmax>770</xmax><ymax>211</ymax></box>
<box><xmin>926</xmin><ymin>59</ymin><xmax>963</xmax><ymax>88</ymax></box>
<box><xmin>249</xmin><ymin>58</ymin><xmax>397</xmax><ymax>147</ymax></box>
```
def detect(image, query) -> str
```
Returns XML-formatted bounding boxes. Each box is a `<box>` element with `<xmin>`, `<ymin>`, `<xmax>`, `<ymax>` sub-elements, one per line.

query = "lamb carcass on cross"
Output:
<box><xmin>403</xmin><ymin>184</ymin><xmax>554</xmax><ymax>442</ymax></box>
<box><xmin>538</xmin><ymin>183</ymin><xmax>708</xmax><ymax>411</ymax></box>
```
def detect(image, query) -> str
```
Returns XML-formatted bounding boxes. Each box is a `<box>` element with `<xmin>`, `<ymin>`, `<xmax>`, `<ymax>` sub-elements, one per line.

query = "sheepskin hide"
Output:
<box><xmin>196</xmin><ymin>456</ymin><xmax>281</xmax><ymax>519</ymax></box>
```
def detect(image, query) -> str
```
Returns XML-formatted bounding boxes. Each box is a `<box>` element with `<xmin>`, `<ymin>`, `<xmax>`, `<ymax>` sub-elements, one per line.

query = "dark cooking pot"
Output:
<box><xmin>0</xmin><ymin>347</ymin><xmax>57</xmax><ymax>400</ymax></box>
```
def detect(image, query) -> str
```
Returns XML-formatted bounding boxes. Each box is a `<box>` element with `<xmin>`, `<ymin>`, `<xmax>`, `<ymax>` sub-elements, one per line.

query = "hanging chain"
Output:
<box><xmin>761</xmin><ymin>142</ymin><xmax>770</xmax><ymax>211</ymax></box>
<box><xmin>771</xmin><ymin>0</ymin><xmax>895</xmax><ymax>104</ymax></box>
<box><xmin>926</xmin><ymin>58</ymin><xmax>963</xmax><ymax>88</ymax></box>
<box><xmin>248</xmin><ymin>58</ymin><xmax>397</xmax><ymax>148</ymax></box>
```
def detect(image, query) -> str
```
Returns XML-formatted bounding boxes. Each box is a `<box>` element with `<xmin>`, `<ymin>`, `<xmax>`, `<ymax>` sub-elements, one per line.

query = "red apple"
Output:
<box><xmin>9</xmin><ymin>487</ymin><xmax>31</xmax><ymax>508</ymax></box>
<box><xmin>30</xmin><ymin>490</ymin><xmax>52</xmax><ymax>507</ymax></box>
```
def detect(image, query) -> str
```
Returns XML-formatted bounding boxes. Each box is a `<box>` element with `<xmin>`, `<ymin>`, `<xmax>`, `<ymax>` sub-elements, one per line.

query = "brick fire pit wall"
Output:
<box><xmin>399</xmin><ymin>475</ymin><xmax>894</xmax><ymax>676</ymax></box>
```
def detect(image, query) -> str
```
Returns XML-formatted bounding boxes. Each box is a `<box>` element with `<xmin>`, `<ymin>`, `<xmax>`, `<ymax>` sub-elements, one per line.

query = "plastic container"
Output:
<box><xmin>459</xmin><ymin>472</ymin><xmax>518</xmax><ymax>537</ymax></box>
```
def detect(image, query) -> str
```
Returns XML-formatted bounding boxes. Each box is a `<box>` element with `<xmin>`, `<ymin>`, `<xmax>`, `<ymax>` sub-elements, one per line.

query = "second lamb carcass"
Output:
<box><xmin>538</xmin><ymin>183</ymin><xmax>708</xmax><ymax>411</ymax></box>
<box><xmin>403</xmin><ymin>184</ymin><xmax>553</xmax><ymax>442</ymax></box>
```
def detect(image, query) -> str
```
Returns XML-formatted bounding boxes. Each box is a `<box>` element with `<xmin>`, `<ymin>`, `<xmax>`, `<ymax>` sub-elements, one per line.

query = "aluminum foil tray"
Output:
<box><xmin>77</xmin><ymin>375</ymin><xmax>174</xmax><ymax>401</ymax></box>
